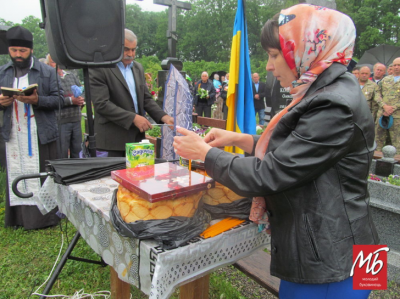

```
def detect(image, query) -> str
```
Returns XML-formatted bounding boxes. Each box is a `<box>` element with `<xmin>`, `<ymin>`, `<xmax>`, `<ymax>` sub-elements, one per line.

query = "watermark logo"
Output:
<box><xmin>351</xmin><ymin>245</ymin><xmax>389</xmax><ymax>290</ymax></box>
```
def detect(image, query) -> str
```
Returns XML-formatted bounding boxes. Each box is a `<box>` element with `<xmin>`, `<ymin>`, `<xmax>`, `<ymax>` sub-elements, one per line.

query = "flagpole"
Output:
<box><xmin>233</xmin><ymin>0</ymin><xmax>244</xmax><ymax>154</ymax></box>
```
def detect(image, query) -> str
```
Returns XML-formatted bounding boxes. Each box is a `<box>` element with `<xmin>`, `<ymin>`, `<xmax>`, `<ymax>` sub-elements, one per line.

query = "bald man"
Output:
<box><xmin>372</xmin><ymin>63</ymin><xmax>386</xmax><ymax>84</ymax></box>
<box><xmin>193</xmin><ymin>71</ymin><xmax>216</xmax><ymax>118</ymax></box>
<box><xmin>358</xmin><ymin>66</ymin><xmax>379</xmax><ymax>122</ymax></box>
<box><xmin>374</xmin><ymin>57</ymin><xmax>400</xmax><ymax>150</ymax></box>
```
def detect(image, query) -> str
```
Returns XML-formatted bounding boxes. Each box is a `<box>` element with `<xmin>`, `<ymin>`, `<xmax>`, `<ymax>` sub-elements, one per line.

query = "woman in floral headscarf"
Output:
<box><xmin>173</xmin><ymin>4</ymin><xmax>378</xmax><ymax>298</ymax></box>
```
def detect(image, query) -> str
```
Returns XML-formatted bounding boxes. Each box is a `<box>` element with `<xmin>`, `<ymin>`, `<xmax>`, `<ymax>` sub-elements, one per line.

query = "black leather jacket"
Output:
<box><xmin>205</xmin><ymin>63</ymin><xmax>379</xmax><ymax>284</ymax></box>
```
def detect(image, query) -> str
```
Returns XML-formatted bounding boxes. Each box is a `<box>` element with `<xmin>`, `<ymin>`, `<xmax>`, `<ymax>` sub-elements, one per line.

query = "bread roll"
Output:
<box><xmin>117</xmin><ymin>185</ymin><xmax>203</xmax><ymax>222</ymax></box>
<box><xmin>201</xmin><ymin>182</ymin><xmax>244</xmax><ymax>205</ymax></box>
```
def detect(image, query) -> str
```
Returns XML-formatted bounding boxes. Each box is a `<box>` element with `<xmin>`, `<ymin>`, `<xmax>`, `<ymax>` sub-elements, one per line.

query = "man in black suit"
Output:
<box><xmin>252</xmin><ymin>73</ymin><xmax>267</xmax><ymax>125</ymax></box>
<box><xmin>193</xmin><ymin>71</ymin><xmax>216</xmax><ymax>118</ymax></box>
<box><xmin>89</xmin><ymin>29</ymin><xmax>173</xmax><ymax>157</ymax></box>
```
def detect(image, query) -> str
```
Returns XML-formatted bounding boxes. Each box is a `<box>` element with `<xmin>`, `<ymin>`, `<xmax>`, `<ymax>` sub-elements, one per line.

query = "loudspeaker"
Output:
<box><xmin>40</xmin><ymin>0</ymin><xmax>125</xmax><ymax>69</ymax></box>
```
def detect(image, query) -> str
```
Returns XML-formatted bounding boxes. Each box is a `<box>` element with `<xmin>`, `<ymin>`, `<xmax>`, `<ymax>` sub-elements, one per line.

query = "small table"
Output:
<box><xmin>39</xmin><ymin>177</ymin><xmax>270</xmax><ymax>299</ymax></box>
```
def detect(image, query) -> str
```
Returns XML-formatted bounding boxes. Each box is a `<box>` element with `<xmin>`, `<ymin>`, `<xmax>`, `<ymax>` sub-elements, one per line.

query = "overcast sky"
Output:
<box><xmin>0</xmin><ymin>0</ymin><xmax>167</xmax><ymax>24</ymax></box>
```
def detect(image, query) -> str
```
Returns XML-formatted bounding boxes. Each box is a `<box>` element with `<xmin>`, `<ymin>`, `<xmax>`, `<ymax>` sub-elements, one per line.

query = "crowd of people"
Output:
<box><xmin>191</xmin><ymin>72</ymin><xmax>229</xmax><ymax>119</ymax></box>
<box><xmin>352</xmin><ymin>61</ymin><xmax>400</xmax><ymax>151</ymax></box>
<box><xmin>0</xmin><ymin>26</ymin><xmax>173</xmax><ymax>230</ymax></box>
<box><xmin>192</xmin><ymin>58</ymin><xmax>399</xmax><ymax>154</ymax></box>
<box><xmin>0</xmin><ymin>3</ymin><xmax>393</xmax><ymax>298</ymax></box>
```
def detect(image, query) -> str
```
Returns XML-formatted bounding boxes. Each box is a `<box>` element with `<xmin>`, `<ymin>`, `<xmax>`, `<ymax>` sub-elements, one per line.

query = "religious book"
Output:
<box><xmin>1</xmin><ymin>84</ymin><xmax>38</xmax><ymax>97</ymax></box>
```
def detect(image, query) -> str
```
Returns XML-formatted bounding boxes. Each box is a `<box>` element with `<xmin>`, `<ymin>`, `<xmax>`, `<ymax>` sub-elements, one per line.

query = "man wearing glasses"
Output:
<box><xmin>89</xmin><ymin>29</ymin><xmax>173</xmax><ymax>157</ymax></box>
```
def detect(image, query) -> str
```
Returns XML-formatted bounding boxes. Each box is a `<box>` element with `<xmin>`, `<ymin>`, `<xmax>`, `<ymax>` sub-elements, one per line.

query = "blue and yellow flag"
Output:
<box><xmin>225</xmin><ymin>0</ymin><xmax>256</xmax><ymax>153</ymax></box>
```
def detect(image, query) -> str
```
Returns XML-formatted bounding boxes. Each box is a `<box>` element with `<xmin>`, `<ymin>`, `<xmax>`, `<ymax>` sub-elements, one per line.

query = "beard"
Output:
<box><xmin>11</xmin><ymin>52</ymin><xmax>32</xmax><ymax>69</ymax></box>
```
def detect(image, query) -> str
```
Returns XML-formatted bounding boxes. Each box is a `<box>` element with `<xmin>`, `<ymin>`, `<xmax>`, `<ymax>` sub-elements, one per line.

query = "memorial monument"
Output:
<box><xmin>153</xmin><ymin>0</ymin><xmax>191</xmax><ymax>108</ymax></box>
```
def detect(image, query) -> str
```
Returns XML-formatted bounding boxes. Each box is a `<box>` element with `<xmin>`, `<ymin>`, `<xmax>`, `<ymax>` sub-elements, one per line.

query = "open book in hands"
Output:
<box><xmin>1</xmin><ymin>84</ymin><xmax>38</xmax><ymax>97</ymax></box>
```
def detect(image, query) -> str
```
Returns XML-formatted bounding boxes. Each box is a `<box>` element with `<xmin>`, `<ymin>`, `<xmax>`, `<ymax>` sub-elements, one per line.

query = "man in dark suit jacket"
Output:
<box><xmin>252</xmin><ymin>73</ymin><xmax>267</xmax><ymax>125</ymax></box>
<box><xmin>193</xmin><ymin>72</ymin><xmax>216</xmax><ymax>118</ymax></box>
<box><xmin>89</xmin><ymin>29</ymin><xmax>173</xmax><ymax>157</ymax></box>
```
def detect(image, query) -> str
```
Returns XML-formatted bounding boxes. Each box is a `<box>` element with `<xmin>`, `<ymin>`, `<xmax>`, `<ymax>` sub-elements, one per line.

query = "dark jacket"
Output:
<box><xmin>193</xmin><ymin>79</ymin><xmax>216</xmax><ymax>106</ymax></box>
<box><xmin>57</xmin><ymin>71</ymin><xmax>82</xmax><ymax>124</ymax></box>
<box><xmin>252</xmin><ymin>81</ymin><xmax>267</xmax><ymax>110</ymax></box>
<box><xmin>220</xmin><ymin>81</ymin><xmax>228</xmax><ymax>103</ymax></box>
<box><xmin>89</xmin><ymin>61</ymin><xmax>167</xmax><ymax>151</ymax></box>
<box><xmin>0</xmin><ymin>57</ymin><xmax>64</xmax><ymax>144</ymax></box>
<box><xmin>205</xmin><ymin>63</ymin><xmax>379</xmax><ymax>284</ymax></box>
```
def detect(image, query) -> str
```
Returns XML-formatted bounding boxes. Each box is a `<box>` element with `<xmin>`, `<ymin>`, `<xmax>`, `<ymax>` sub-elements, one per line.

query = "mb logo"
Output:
<box><xmin>351</xmin><ymin>245</ymin><xmax>389</xmax><ymax>290</ymax></box>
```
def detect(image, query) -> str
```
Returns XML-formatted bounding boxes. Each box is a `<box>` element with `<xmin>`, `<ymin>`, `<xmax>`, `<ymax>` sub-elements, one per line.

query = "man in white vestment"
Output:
<box><xmin>0</xmin><ymin>26</ymin><xmax>63</xmax><ymax>229</ymax></box>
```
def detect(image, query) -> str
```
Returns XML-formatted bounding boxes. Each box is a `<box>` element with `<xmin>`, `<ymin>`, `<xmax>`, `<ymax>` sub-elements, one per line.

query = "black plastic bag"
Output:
<box><xmin>203</xmin><ymin>197</ymin><xmax>252</xmax><ymax>220</ymax></box>
<box><xmin>110</xmin><ymin>189</ymin><xmax>211</xmax><ymax>249</ymax></box>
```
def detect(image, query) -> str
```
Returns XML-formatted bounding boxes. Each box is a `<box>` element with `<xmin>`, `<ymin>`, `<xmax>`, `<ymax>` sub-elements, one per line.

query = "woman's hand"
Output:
<box><xmin>204</xmin><ymin>128</ymin><xmax>254</xmax><ymax>153</ymax></box>
<box><xmin>173</xmin><ymin>127</ymin><xmax>211</xmax><ymax>161</ymax></box>
<box><xmin>203</xmin><ymin>128</ymin><xmax>237</xmax><ymax>148</ymax></box>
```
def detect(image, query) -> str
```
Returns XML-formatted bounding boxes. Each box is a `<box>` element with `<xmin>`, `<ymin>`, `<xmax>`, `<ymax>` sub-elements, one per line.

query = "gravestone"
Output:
<box><xmin>376</xmin><ymin>145</ymin><xmax>398</xmax><ymax>177</ymax></box>
<box><xmin>153</xmin><ymin>0</ymin><xmax>191</xmax><ymax>58</ymax></box>
<box><xmin>153</xmin><ymin>0</ymin><xmax>191</xmax><ymax>108</ymax></box>
<box><xmin>265</xmin><ymin>74</ymin><xmax>293</xmax><ymax>117</ymax></box>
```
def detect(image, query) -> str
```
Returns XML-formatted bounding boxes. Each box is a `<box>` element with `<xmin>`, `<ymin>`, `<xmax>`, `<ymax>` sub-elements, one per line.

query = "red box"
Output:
<box><xmin>111</xmin><ymin>162</ymin><xmax>214</xmax><ymax>202</ymax></box>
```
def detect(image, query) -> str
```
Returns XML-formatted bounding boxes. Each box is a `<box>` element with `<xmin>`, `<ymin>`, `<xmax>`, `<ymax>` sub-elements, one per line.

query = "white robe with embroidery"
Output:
<box><xmin>6</xmin><ymin>74</ymin><xmax>41</xmax><ymax>206</ymax></box>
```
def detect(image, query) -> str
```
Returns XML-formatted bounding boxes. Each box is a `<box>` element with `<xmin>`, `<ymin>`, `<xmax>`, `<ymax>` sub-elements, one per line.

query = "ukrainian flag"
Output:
<box><xmin>225</xmin><ymin>0</ymin><xmax>256</xmax><ymax>153</ymax></box>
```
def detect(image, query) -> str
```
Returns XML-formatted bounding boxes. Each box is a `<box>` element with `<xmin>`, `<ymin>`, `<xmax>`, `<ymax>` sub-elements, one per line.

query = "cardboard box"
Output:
<box><xmin>111</xmin><ymin>162</ymin><xmax>214</xmax><ymax>202</ymax></box>
<box><xmin>126</xmin><ymin>140</ymin><xmax>155</xmax><ymax>169</ymax></box>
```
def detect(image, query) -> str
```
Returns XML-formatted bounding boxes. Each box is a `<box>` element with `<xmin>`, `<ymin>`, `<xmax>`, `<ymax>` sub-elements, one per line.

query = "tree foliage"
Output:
<box><xmin>125</xmin><ymin>4</ymin><xmax>169</xmax><ymax>59</ymax></box>
<box><xmin>1</xmin><ymin>0</ymin><xmax>399</xmax><ymax>83</ymax></box>
<box><xmin>336</xmin><ymin>0</ymin><xmax>400</xmax><ymax>59</ymax></box>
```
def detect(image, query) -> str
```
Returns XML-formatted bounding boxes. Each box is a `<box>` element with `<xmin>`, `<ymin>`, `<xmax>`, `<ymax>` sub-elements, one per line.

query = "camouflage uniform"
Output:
<box><xmin>360</xmin><ymin>80</ymin><xmax>379</xmax><ymax>122</ymax></box>
<box><xmin>374</xmin><ymin>75</ymin><xmax>400</xmax><ymax>151</ymax></box>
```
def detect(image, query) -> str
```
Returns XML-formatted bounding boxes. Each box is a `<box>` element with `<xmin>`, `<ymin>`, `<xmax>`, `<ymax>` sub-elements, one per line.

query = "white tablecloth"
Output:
<box><xmin>40</xmin><ymin>177</ymin><xmax>270</xmax><ymax>299</ymax></box>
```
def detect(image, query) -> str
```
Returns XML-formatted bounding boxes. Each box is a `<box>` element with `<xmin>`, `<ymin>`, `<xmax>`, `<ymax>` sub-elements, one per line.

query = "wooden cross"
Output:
<box><xmin>153</xmin><ymin>0</ymin><xmax>191</xmax><ymax>58</ymax></box>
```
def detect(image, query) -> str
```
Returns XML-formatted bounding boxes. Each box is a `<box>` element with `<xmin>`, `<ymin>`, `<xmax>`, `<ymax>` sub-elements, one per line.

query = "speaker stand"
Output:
<box><xmin>83</xmin><ymin>68</ymin><xmax>97</xmax><ymax>157</ymax></box>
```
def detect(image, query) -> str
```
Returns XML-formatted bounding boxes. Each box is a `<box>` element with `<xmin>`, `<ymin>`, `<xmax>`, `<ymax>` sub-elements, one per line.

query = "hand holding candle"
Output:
<box><xmin>173</xmin><ymin>126</ymin><xmax>211</xmax><ymax>161</ymax></box>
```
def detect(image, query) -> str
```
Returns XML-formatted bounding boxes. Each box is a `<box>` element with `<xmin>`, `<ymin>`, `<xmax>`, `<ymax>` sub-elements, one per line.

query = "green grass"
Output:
<box><xmin>0</xmin><ymin>208</ymin><xmax>247</xmax><ymax>298</ymax></box>
<box><xmin>0</xmin><ymin>209</ymin><xmax>112</xmax><ymax>298</ymax></box>
<box><xmin>0</xmin><ymin>168</ymin><xmax>6</xmax><ymax>204</ymax></box>
<box><xmin>210</xmin><ymin>270</ymin><xmax>246</xmax><ymax>299</ymax></box>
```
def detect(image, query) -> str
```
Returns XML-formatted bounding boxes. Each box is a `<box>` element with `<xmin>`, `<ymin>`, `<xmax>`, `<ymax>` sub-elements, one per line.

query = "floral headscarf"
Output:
<box><xmin>250</xmin><ymin>4</ymin><xmax>356</xmax><ymax>224</ymax></box>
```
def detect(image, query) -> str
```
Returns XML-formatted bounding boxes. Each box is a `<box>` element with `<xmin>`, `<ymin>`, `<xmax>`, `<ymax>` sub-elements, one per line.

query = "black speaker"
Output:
<box><xmin>40</xmin><ymin>0</ymin><xmax>125</xmax><ymax>69</ymax></box>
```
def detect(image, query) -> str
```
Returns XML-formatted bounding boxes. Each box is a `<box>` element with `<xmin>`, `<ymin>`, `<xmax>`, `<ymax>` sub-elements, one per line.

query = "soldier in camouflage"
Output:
<box><xmin>374</xmin><ymin>57</ymin><xmax>400</xmax><ymax>151</ymax></box>
<box><xmin>372</xmin><ymin>63</ymin><xmax>386</xmax><ymax>84</ymax></box>
<box><xmin>352</xmin><ymin>66</ymin><xmax>360</xmax><ymax>80</ymax></box>
<box><xmin>388</xmin><ymin>64</ymin><xmax>393</xmax><ymax>76</ymax></box>
<box><xmin>359</xmin><ymin>66</ymin><xmax>379</xmax><ymax>122</ymax></box>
